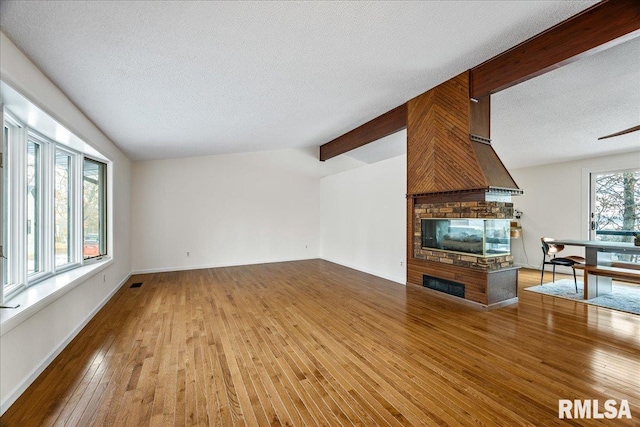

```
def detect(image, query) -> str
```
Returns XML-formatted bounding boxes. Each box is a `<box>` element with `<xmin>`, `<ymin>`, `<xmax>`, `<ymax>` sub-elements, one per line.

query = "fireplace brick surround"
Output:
<box><xmin>413</xmin><ymin>201</ymin><xmax>514</xmax><ymax>271</ymax></box>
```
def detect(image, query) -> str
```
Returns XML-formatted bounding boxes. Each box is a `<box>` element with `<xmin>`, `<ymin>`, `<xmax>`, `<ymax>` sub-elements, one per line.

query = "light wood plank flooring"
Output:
<box><xmin>2</xmin><ymin>260</ymin><xmax>639</xmax><ymax>426</ymax></box>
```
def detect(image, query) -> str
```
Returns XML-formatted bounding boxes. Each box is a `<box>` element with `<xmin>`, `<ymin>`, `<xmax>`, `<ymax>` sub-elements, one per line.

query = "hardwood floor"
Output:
<box><xmin>2</xmin><ymin>260</ymin><xmax>639</xmax><ymax>426</ymax></box>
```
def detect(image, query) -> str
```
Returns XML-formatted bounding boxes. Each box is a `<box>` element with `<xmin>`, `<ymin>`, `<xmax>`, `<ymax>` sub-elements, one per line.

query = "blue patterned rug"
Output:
<box><xmin>525</xmin><ymin>279</ymin><xmax>640</xmax><ymax>315</ymax></box>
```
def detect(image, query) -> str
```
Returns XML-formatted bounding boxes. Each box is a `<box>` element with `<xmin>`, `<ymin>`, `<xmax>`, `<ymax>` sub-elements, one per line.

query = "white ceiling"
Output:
<box><xmin>1</xmin><ymin>0</ymin><xmax>637</xmax><ymax>169</ymax></box>
<box><xmin>493</xmin><ymin>36</ymin><xmax>640</xmax><ymax>169</ymax></box>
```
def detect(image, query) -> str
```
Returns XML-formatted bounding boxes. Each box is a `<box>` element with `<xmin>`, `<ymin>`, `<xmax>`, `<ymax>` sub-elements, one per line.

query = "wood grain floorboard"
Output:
<box><xmin>2</xmin><ymin>260</ymin><xmax>639</xmax><ymax>426</ymax></box>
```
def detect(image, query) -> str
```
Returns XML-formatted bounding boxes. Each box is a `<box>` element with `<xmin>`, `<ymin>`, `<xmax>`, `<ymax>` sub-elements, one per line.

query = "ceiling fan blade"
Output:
<box><xmin>598</xmin><ymin>125</ymin><xmax>640</xmax><ymax>140</ymax></box>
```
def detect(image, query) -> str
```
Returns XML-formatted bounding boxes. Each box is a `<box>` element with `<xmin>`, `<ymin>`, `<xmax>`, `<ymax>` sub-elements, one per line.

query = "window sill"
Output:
<box><xmin>0</xmin><ymin>258</ymin><xmax>113</xmax><ymax>336</ymax></box>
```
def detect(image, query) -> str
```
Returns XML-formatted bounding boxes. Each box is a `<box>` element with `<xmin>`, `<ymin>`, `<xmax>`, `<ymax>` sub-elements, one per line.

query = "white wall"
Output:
<box><xmin>509</xmin><ymin>151</ymin><xmax>640</xmax><ymax>271</ymax></box>
<box><xmin>319</xmin><ymin>154</ymin><xmax>407</xmax><ymax>284</ymax></box>
<box><xmin>0</xmin><ymin>32</ymin><xmax>132</xmax><ymax>413</ymax></box>
<box><xmin>131</xmin><ymin>148</ymin><xmax>360</xmax><ymax>273</ymax></box>
<box><xmin>131</xmin><ymin>143</ymin><xmax>407</xmax><ymax>284</ymax></box>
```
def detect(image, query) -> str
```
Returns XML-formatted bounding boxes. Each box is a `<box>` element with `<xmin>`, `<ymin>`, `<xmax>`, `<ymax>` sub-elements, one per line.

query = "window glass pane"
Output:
<box><xmin>27</xmin><ymin>141</ymin><xmax>41</xmax><ymax>274</ymax></box>
<box><xmin>594</xmin><ymin>170</ymin><xmax>640</xmax><ymax>242</ymax></box>
<box><xmin>2</xmin><ymin>125</ymin><xmax>8</xmax><ymax>287</ymax></box>
<box><xmin>594</xmin><ymin>169</ymin><xmax>639</xmax><ymax>262</ymax></box>
<box><xmin>83</xmin><ymin>158</ymin><xmax>106</xmax><ymax>259</ymax></box>
<box><xmin>55</xmin><ymin>150</ymin><xmax>72</xmax><ymax>267</ymax></box>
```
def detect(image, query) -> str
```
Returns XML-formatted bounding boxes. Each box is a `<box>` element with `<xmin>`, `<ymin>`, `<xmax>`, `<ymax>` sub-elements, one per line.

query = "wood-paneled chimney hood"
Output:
<box><xmin>406</xmin><ymin>71</ymin><xmax>521</xmax><ymax>307</ymax></box>
<box><xmin>407</xmin><ymin>71</ymin><xmax>522</xmax><ymax>201</ymax></box>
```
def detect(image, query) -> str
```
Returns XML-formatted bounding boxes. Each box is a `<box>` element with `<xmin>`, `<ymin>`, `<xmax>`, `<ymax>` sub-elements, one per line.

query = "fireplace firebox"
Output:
<box><xmin>421</xmin><ymin>218</ymin><xmax>510</xmax><ymax>257</ymax></box>
<box><xmin>422</xmin><ymin>275</ymin><xmax>465</xmax><ymax>298</ymax></box>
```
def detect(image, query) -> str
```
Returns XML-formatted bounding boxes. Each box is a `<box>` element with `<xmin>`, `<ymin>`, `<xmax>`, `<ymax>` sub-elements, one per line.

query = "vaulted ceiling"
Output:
<box><xmin>1</xmin><ymin>1</ymin><xmax>637</xmax><ymax>168</ymax></box>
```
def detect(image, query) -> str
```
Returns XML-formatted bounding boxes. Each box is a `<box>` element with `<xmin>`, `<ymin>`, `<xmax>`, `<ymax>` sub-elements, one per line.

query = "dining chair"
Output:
<box><xmin>540</xmin><ymin>237</ymin><xmax>586</xmax><ymax>292</ymax></box>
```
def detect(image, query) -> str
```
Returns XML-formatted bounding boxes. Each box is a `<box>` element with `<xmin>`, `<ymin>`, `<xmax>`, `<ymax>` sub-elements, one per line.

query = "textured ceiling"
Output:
<box><xmin>492</xmin><ymin>36</ymin><xmax>640</xmax><ymax>169</ymax></box>
<box><xmin>3</xmin><ymin>0</ymin><xmax>635</xmax><ymax>168</ymax></box>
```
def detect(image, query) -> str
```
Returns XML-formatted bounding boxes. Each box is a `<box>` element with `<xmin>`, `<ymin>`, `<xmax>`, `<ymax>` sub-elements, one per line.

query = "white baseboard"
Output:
<box><xmin>0</xmin><ymin>273</ymin><xmax>131</xmax><ymax>416</ymax></box>
<box><xmin>319</xmin><ymin>257</ymin><xmax>406</xmax><ymax>285</ymax></box>
<box><xmin>514</xmin><ymin>262</ymin><xmax>542</xmax><ymax>270</ymax></box>
<box><xmin>131</xmin><ymin>256</ymin><xmax>317</xmax><ymax>275</ymax></box>
<box><xmin>134</xmin><ymin>256</ymin><xmax>407</xmax><ymax>286</ymax></box>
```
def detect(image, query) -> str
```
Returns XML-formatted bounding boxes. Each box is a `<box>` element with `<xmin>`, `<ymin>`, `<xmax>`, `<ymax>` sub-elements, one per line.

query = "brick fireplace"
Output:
<box><xmin>407</xmin><ymin>195</ymin><xmax>520</xmax><ymax>307</ymax></box>
<box><xmin>413</xmin><ymin>201</ymin><xmax>514</xmax><ymax>271</ymax></box>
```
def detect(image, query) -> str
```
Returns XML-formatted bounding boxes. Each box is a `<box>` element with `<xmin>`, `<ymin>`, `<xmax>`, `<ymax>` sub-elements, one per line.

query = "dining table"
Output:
<box><xmin>550</xmin><ymin>239</ymin><xmax>640</xmax><ymax>298</ymax></box>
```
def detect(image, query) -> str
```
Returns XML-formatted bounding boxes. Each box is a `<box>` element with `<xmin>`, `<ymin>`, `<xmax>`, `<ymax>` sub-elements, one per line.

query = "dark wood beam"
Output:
<box><xmin>319</xmin><ymin>103</ymin><xmax>407</xmax><ymax>161</ymax></box>
<box><xmin>470</xmin><ymin>0</ymin><xmax>640</xmax><ymax>98</ymax></box>
<box><xmin>598</xmin><ymin>124</ymin><xmax>640</xmax><ymax>140</ymax></box>
<box><xmin>319</xmin><ymin>0</ymin><xmax>640</xmax><ymax>159</ymax></box>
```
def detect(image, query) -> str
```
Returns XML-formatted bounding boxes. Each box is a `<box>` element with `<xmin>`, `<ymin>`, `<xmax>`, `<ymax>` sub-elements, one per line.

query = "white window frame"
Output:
<box><xmin>581</xmin><ymin>159</ymin><xmax>640</xmax><ymax>241</ymax></box>
<box><xmin>26</xmin><ymin>131</ymin><xmax>53</xmax><ymax>283</ymax></box>
<box><xmin>3</xmin><ymin>111</ymin><xmax>27</xmax><ymax>299</ymax></box>
<box><xmin>589</xmin><ymin>167</ymin><xmax>640</xmax><ymax>240</ymax></box>
<box><xmin>1</xmin><ymin>107</ymin><xmax>5</xmax><ymax>302</ymax></box>
<box><xmin>54</xmin><ymin>145</ymin><xmax>82</xmax><ymax>272</ymax></box>
<box><xmin>82</xmin><ymin>156</ymin><xmax>108</xmax><ymax>261</ymax></box>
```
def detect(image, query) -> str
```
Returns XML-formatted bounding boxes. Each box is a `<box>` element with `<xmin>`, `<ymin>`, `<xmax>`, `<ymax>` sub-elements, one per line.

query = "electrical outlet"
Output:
<box><xmin>187</xmin><ymin>251</ymin><xmax>190</xmax><ymax>257</ymax></box>
<box><xmin>400</xmin><ymin>261</ymin><xmax>403</xmax><ymax>266</ymax></box>
<box><xmin>305</xmin><ymin>244</ymin><xmax>308</xmax><ymax>249</ymax></box>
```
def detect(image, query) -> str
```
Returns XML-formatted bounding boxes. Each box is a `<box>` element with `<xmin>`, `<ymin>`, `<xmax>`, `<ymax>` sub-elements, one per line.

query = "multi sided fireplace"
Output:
<box><xmin>406</xmin><ymin>72</ymin><xmax>522</xmax><ymax>307</ymax></box>
<box><xmin>409</xmin><ymin>199</ymin><xmax>519</xmax><ymax>306</ymax></box>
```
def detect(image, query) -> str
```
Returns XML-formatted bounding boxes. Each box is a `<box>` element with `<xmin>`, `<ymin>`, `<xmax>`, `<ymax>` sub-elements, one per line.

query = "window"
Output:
<box><xmin>55</xmin><ymin>149</ymin><xmax>73</xmax><ymax>267</ymax></box>
<box><xmin>83</xmin><ymin>158</ymin><xmax>107</xmax><ymax>259</ymax></box>
<box><xmin>1</xmin><ymin>122</ymin><xmax>7</xmax><ymax>292</ymax></box>
<box><xmin>2</xmin><ymin>105</ymin><xmax>110</xmax><ymax>301</ymax></box>
<box><xmin>591</xmin><ymin>169</ymin><xmax>640</xmax><ymax>242</ymax></box>
<box><xmin>2</xmin><ymin>117</ymin><xmax>20</xmax><ymax>297</ymax></box>
<box><xmin>590</xmin><ymin>168</ymin><xmax>639</xmax><ymax>262</ymax></box>
<box><xmin>27</xmin><ymin>140</ymin><xmax>42</xmax><ymax>275</ymax></box>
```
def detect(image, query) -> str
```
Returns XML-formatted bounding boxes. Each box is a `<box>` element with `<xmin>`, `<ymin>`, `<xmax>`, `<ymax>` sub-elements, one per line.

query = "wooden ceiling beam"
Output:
<box><xmin>319</xmin><ymin>103</ymin><xmax>407</xmax><ymax>161</ymax></box>
<box><xmin>470</xmin><ymin>0</ymin><xmax>640</xmax><ymax>98</ymax></box>
<box><xmin>319</xmin><ymin>0</ymin><xmax>640</xmax><ymax>160</ymax></box>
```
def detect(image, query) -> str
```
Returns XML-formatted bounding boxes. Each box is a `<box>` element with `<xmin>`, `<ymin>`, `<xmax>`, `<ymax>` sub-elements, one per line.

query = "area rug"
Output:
<box><xmin>525</xmin><ymin>279</ymin><xmax>640</xmax><ymax>315</ymax></box>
